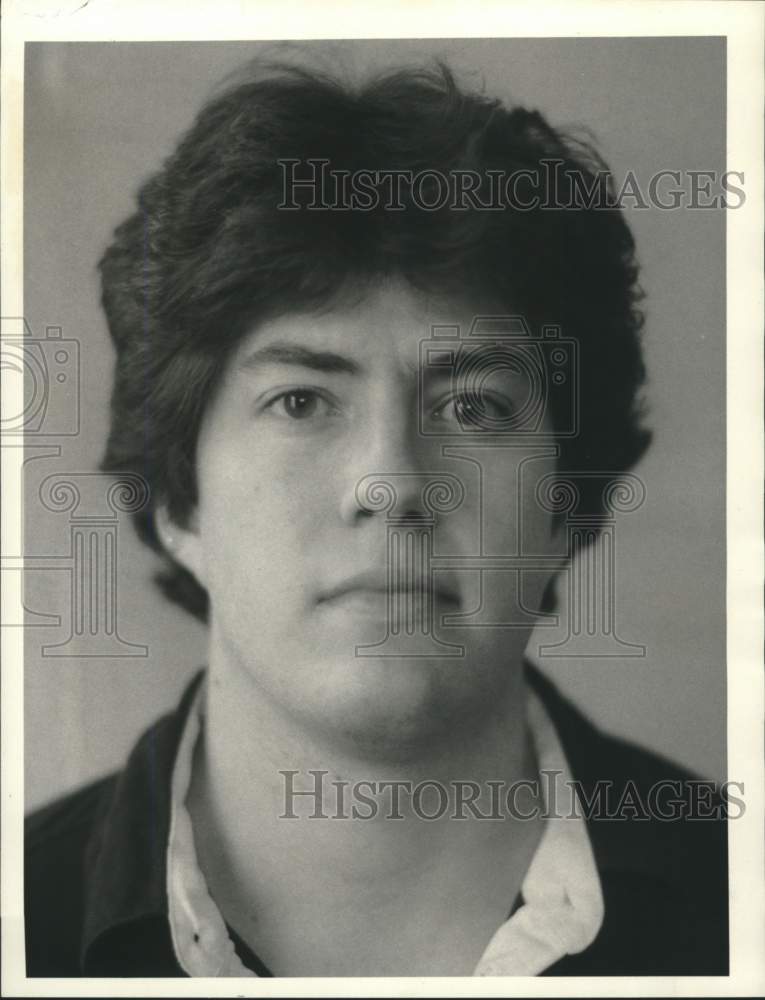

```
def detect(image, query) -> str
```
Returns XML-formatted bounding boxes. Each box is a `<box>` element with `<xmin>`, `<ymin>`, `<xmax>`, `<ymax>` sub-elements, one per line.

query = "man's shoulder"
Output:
<box><xmin>25</xmin><ymin>774</ymin><xmax>119</xmax><ymax>976</ymax></box>
<box><xmin>527</xmin><ymin>665</ymin><xmax>729</xmax><ymax>975</ymax></box>
<box><xmin>25</xmin><ymin>674</ymin><xmax>204</xmax><ymax>977</ymax></box>
<box><xmin>26</xmin><ymin>773</ymin><xmax>117</xmax><ymax>847</ymax></box>
<box><xmin>527</xmin><ymin>661</ymin><xmax>722</xmax><ymax>790</ymax></box>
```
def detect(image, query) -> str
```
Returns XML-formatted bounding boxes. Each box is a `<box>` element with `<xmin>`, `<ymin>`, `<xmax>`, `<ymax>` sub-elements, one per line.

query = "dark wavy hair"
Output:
<box><xmin>99</xmin><ymin>59</ymin><xmax>651</xmax><ymax>622</ymax></box>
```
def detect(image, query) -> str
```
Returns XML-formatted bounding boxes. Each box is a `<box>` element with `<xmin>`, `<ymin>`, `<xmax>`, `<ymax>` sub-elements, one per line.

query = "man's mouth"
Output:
<box><xmin>319</xmin><ymin>571</ymin><xmax>461</xmax><ymax>610</ymax></box>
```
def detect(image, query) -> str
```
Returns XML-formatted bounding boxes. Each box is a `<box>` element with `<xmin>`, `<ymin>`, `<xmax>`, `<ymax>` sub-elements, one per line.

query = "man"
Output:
<box><xmin>25</xmin><ymin>59</ymin><xmax>727</xmax><ymax>977</ymax></box>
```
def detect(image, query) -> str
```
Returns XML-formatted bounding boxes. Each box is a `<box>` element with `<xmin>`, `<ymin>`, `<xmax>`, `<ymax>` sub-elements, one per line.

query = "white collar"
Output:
<box><xmin>166</xmin><ymin>677</ymin><xmax>604</xmax><ymax>977</ymax></box>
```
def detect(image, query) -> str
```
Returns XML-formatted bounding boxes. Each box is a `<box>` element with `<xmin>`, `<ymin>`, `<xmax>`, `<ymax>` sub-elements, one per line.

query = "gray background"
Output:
<box><xmin>23</xmin><ymin>38</ymin><xmax>726</xmax><ymax>810</ymax></box>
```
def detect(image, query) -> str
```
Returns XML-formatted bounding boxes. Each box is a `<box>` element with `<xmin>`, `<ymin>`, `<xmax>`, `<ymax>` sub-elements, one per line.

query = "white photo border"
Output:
<box><xmin>2</xmin><ymin>1</ymin><xmax>763</xmax><ymax>996</ymax></box>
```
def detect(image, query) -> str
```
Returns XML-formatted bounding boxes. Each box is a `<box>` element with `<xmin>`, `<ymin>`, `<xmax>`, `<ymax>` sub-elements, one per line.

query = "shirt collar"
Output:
<box><xmin>166</xmin><ymin>675</ymin><xmax>604</xmax><ymax>977</ymax></box>
<box><xmin>473</xmin><ymin>688</ymin><xmax>605</xmax><ymax>975</ymax></box>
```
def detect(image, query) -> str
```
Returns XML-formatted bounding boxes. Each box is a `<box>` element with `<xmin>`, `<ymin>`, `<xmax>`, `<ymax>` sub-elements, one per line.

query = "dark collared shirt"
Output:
<box><xmin>25</xmin><ymin>665</ymin><xmax>729</xmax><ymax>977</ymax></box>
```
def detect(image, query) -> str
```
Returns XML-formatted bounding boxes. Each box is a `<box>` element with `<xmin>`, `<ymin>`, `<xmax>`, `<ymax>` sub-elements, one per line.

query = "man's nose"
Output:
<box><xmin>338</xmin><ymin>405</ymin><xmax>433</xmax><ymax>525</ymax></box>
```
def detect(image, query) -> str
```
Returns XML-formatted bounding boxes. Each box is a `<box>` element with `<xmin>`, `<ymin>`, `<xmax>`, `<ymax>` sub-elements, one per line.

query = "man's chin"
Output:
<box><xmin>287</xmin><ymin>653</ymin><xmax>517</xmax><ymax>760</ymax></box>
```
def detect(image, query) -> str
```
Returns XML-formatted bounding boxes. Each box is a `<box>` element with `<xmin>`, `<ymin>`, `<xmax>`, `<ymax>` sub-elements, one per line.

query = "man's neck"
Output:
<box><xmin>186</xmin><ymin>647</ymin><xmax>543</xmax><ymax>976</ymax></box>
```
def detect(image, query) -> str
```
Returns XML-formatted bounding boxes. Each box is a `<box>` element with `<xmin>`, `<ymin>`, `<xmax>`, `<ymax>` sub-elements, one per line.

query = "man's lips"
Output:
<box><xmin>319</xmin><ymin>571</ymin><xmax>460</xmax><ymax>607</ymax></box>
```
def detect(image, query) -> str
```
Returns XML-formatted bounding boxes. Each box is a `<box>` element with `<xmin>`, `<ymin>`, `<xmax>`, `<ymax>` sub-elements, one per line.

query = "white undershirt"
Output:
<box><xmin>166</xmin><ymin>680</ymin><xmax>604</xmax><ymax>977</ymax></box>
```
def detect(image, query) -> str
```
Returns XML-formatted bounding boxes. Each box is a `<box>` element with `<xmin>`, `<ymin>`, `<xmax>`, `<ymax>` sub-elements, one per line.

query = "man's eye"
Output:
<box><xmin>431</xmin><ymin>392</ymin><xmax>515</xmax><ymax>426</ymax></box>
<box><xmin>264</xmin><ymin>388</ymin><xmax>336</xmax><ymax>421</ymax></box>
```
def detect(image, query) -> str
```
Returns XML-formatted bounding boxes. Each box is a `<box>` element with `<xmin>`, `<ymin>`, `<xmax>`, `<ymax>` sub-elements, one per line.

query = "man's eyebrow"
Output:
<box><xmin>237</xmin><ymin>342</ymin><xmax>363</xmax><ymax>376</ymax></box>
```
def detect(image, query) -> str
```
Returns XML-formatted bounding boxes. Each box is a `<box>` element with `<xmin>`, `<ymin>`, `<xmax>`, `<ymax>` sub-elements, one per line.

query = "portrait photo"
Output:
<box><xmin>2</xmin><ymin>3</ymin><xmax>763</xmax><ymax>994</ymax></box>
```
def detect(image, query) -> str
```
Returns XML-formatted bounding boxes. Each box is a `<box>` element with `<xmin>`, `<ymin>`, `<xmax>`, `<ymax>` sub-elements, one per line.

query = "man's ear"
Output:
<box><xmin>154</xmin><ymin>504</ymin><xmax>208</xmax><ymax>588</ymax></box>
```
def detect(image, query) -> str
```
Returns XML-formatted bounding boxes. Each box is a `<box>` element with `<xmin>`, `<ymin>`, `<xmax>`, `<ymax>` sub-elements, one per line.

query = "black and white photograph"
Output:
<box><xmin>2</xmin><ymin>1</ymin><xmax>763</xmax><ymax>994</ymax></box>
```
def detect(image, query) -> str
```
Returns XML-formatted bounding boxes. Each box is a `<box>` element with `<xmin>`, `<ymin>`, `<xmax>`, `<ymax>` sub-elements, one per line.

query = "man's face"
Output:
<box><xmin>171</xmin><ymin>279</ymin><xmax>564</xmax><ymax>754</ymax></box>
